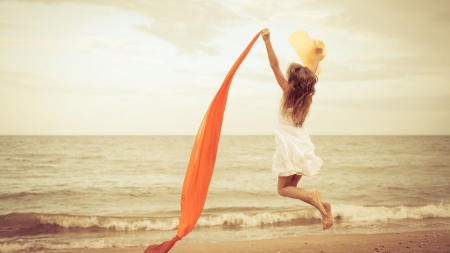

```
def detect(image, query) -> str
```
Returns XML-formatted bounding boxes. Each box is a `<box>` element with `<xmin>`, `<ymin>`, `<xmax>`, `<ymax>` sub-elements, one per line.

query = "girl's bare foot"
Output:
<box><xmin>322</xmin><ymin>202</ymin><xmax>333</xmax><ymax>229</ymax></box>
<box><xmin>310</xmin><ymin>191</ymin><xmax>327</xmax><ymax>216</ymax></box>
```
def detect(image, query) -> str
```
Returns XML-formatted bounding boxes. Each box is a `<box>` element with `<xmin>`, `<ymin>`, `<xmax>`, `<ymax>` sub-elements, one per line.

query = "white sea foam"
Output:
<box><xmin>333</xmin><ymin>202</ymin><xmax>450</xmax><ymax>222</ymax></box>
<box><xmin>35</xmin><ymin>203</ymin><xmax>450</xmax><ymax>231</ymax></box>
<box><xmin>197</xmin><ymin>209</ymin><xmax>319</xmax><ymax>228</ymax></box>
<box><xmin>37</xmin><ymin>214</ymin><xmax>179</xmax><ymax>231</ymax></box>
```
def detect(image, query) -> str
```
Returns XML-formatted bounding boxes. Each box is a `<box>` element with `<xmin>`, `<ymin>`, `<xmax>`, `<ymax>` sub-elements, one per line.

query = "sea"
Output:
<box><xmin>0</xmin><ymin>135</ymin><xmax>449</xmax><ymax>252</ymax></box>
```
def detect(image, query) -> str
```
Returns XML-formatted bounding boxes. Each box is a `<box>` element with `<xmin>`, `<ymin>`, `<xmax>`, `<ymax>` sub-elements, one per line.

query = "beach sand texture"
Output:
<box><xmin>58</xmin><ymin>230</ymin><xmax>450</xmax><ymax>253</ymax></box>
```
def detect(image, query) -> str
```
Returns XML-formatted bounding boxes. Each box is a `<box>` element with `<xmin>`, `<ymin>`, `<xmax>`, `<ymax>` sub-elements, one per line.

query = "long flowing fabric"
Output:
<box><xmin>144</xmin><ymin>32</ymin><xmax>260</xmax><ymax>253</ymax></box>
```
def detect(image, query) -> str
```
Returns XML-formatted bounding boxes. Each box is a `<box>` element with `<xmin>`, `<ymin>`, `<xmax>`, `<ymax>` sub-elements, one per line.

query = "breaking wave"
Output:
<box><xmin>1</xmin><ymin>203</ymin><xmax>449</xmax><ymax>234</ymax></box>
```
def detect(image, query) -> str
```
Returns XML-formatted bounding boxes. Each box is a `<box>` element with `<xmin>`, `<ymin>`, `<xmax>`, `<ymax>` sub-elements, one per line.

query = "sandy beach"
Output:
<box><xmin>56</xmin><ymin>230</ymin><xmax>450</xmax><ymax>253</ymax></box>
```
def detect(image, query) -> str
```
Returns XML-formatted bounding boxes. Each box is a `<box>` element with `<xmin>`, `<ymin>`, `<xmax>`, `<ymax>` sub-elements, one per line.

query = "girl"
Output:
<box><xmin>261</xmin><ymin>28</ymin><xmax>333</xmax><ymax>229</ymax></box>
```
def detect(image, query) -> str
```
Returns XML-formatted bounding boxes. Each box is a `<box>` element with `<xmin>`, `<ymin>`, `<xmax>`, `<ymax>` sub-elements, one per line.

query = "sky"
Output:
<box><xmin>0</xmin><ymin>0</ymin><xmax>449</xmax><ymax>135</ymax></box>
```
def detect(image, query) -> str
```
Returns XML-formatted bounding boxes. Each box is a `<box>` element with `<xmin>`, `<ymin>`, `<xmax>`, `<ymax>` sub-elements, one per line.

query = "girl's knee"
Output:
<box><xmin>277</xmin><ymin>187</ymin><xmax>287</xmax><ymax>197</ymax></box>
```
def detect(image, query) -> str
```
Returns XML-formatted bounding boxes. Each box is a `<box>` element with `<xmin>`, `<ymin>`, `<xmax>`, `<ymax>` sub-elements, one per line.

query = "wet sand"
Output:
<box><xmin>61</xmin><ymin>230</ymin><xmax>450</xmax><ymax>253</ymax></box>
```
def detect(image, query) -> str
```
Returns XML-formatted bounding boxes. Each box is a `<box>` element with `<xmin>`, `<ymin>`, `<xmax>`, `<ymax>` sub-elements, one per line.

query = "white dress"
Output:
<box><xmin>272</xmin><ymin>114</ymin><xmax>323</xmax><ymax>177</ymax></box>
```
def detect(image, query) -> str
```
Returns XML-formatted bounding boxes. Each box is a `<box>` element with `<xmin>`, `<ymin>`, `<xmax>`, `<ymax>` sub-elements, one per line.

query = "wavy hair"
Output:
<box><xmin>281</xmin><ymin>63</ymin><xmax>318</xmax><ymax>127</ymax></box>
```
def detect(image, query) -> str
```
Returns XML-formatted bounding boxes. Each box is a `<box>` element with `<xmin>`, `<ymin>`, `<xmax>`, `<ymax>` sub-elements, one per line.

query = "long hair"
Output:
<box><xmin>281</xmin><ymin>63</ymin><xmax>318</xmax><ymax>127</ymax></box>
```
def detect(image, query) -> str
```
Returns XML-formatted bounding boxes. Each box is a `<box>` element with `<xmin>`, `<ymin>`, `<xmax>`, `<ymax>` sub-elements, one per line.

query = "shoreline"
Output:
<box><xmin>56</xmin><ymin>229</ymin><xmax>450</xmax><ymax>253</ymax></box>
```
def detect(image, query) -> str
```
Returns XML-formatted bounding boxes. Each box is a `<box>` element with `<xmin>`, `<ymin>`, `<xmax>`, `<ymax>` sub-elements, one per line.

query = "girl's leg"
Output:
<box><xmin>290</xmin><ymin>174</ymin><xmax>302</xmax><ymax>187</ymax></box>
<box><xmin>279</xmin><ymin>174</ymin><xmax>333</xmax><ymax>229</ymax></box>
<box><xmin>290</xmin><ymin>174</ymin><xmax>330</xmax><ymax>208</ymax></box>
<box><xmin>277</xmin><ymin>175</ymin><xmax>327</xmax><ymax>215</ymax></box>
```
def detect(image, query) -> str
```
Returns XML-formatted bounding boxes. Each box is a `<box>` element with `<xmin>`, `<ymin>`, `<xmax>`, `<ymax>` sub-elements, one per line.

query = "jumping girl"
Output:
<box><xmin>261</xmin><ymin>28</ymin><xmax>333</xmax><ymax>229</ymax></box>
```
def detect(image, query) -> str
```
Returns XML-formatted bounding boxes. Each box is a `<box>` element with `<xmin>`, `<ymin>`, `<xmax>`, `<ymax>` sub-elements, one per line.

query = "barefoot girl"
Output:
<box><xmin>261</xmin><ymin>28</ymin><xmax>333</xmax><ymax>229</ymax></box>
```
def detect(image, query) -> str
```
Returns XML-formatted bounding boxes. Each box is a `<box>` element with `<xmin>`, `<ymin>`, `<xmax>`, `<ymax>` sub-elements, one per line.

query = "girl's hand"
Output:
<box><xmin>311</xmin><ymin>47</ymin><xmax>324</xmax><ymax>73</ymax></box>
<box><xmin>261</xmin><ymin>28</ymin><xmax>270</xmax><ymax>42</ymax></box>
<box><xmin>315</xmin><ymin>47</ymin><xmax>323</xmax><ymax>56</ymax></box>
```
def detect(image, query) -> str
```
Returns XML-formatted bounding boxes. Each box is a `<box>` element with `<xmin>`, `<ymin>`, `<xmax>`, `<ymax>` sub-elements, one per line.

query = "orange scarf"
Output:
<box><xmin>144</xmin><ymin>32</ymin><xmax>260</xmax><ymax>253</ymax></box>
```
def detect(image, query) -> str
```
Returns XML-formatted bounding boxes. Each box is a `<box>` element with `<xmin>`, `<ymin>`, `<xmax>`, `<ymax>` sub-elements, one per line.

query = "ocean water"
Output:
<box><xmin>0</xmin><ymin>135</ymin><xmax>449</xmax><ymax>252</ymax></box>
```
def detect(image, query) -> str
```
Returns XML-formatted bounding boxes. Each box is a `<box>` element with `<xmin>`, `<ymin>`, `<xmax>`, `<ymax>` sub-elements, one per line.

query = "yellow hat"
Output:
<box><xmin>288</xmin><ymin>30</ymin><xmax>326</xmax><ymax>75</ymax></box>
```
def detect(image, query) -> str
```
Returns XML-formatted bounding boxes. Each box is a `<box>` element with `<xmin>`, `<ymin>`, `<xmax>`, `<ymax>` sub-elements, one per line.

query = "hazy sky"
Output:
<box><xmin>0</xmin><ymin>0</ymin><xmax>449</xmax><ymax>135</ymax></box>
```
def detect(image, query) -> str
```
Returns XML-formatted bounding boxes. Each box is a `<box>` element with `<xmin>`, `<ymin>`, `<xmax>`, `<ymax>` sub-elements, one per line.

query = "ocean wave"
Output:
<box><xmin>1</xmin><ymin>203</ymin><xmax>449</xmax><ymax>234</ymax></box>
<box><xmin>333</xmin><ymin>202</ymin><xmax>450</xmax><ymax>221</ymax></box>
<box><xmin>37</xmin><ymin>214</ymin><xmax>180</xmax><ymax>231</ymax></box>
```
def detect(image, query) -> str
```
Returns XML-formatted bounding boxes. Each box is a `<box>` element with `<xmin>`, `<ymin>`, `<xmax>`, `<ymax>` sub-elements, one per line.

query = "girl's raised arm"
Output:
<box><xmin>310</xmin><ymin>47</ymin><xmax>323</xmax><ymax>75</ymax></box>
<box><xmin>261</xmin><ymin>28</ymin><xmax>288</xmax><ymax>91</ymax></box>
